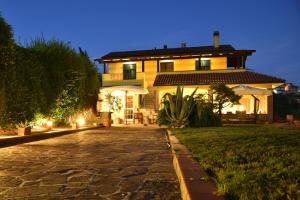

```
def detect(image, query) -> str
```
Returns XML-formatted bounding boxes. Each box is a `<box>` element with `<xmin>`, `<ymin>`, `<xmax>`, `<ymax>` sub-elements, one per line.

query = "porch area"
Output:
<box><xmin>157</xmin><ymin>85</ymin><xmax>274</xmax><ymax>124</ymax></box>
<box><xmin>97</xmin><ymin>85</ymin><xmax>158</xmax><ymax>125</ymax></box>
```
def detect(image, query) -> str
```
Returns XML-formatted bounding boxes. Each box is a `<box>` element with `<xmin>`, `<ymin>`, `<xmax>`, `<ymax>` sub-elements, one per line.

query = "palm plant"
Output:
<box><xmin>162</xmin><ymin>86</ymin><xmax>197</xmax><ymax>128</ymax></box>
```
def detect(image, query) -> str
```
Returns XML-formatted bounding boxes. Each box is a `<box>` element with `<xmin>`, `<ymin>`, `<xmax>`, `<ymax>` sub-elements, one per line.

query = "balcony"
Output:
<box><xmin>102</xmin><ymin>72</ymin><xmax>145</xmax><ymax>87</ymax></box>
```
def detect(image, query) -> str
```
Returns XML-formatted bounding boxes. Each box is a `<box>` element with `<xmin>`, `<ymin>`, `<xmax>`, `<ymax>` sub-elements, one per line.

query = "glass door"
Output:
<box><xmin>125</xmin><ymin>95</ymin><xmax>134</xmax><ymax>121</ymax></box>
<box><xmin>123</xmin><ymin>64</ymin><xmax>136</xmax><ymax>80</ymax></box>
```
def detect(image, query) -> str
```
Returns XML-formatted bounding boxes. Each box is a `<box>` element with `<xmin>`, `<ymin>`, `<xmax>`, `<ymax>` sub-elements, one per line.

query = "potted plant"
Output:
<box><xmin>294</xmin><ymin>119</ymin><xmax>300</xmax><ymax>128</ymax></box>
<box><xmin>71</xmin><ymin>122</ymin><xmax>79</xmax><ymax>129</ymax></box>
<box><xmin>17</xmin><ymin>121</ymin><xmax>31</xmax><ymax>136</ymax></box>
<box><xmin>101</xmin><ymin>93</ymin><xmax>122</xmax><ymax>127</ymax></box>
<box><xmin>286</xmin><ymin>114</ymin><xmax>294</xmax><ymax>123</ymax></box>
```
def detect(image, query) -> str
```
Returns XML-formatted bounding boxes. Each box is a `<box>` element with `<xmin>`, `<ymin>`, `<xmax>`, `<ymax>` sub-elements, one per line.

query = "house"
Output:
<box><xmin>95</xmin><ymin>32</ymin><xmax>285</xmax><ymax>124</ymax></box>
<box><xmin>273</xmin><ymin>83</ymin><xmax>299</xmax><ymax>94</ymax></box>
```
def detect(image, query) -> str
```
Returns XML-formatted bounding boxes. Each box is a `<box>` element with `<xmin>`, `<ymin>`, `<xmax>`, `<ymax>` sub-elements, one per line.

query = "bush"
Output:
<box><xmin>0</xmin><ymin>15</ymin><xmax>100</xmax><ymax>128</ymax></box>
<box><xmin>31</xmin><ymin>113</ymin><xmax>48</xmax><ymax>127</ymax></box>
<box><xmin>274</xmin><ymin>93</ymin><xmax>300</xmax><ymax>120</ymax></box>
<box><xmin>157</xmin><ymin>109</ymin><xmax>170</xmax><ymax>126</ymax></box>
<box><xmin>189</xmin><ymin>102</ymin><xmax>222</xmax><ymax>127</ymax></box>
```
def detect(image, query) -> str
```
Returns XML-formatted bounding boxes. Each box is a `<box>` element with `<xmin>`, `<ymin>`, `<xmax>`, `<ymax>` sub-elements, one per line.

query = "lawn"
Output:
<box><xmin>173</xmin><ymin>125</ymin><xmax>300</xmax><ymax>200</ymax></box>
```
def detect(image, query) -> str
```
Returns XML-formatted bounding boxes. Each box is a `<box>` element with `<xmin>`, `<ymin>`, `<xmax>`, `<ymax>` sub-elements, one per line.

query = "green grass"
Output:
<box><xmin>173</xmin><ymin>125</ymin><xmax>300</xmax><ymax>200</ymax></box>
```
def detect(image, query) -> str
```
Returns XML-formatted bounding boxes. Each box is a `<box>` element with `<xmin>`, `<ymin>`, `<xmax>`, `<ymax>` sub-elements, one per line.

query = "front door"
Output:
<box><xmin>125</xmin><ymin>95</ymin><xmax>134</xmax><ymax>122</ymax></box>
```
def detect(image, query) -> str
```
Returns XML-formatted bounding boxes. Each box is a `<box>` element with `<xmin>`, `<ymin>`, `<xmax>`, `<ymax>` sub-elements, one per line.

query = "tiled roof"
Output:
<box><xmin>98</xmin><ymin>45</ymin><xmax>254</xmax><ymax>60</ymax></box>
<box><xmin>153</xmin><ymin>71</ymin><xmax>285</xmax><ymax>86</ymax></box>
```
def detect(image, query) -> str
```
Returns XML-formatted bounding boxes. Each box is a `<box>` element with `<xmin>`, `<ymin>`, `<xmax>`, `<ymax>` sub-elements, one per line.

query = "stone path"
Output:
<box><xmin>0</xmin><ymin>127</ymin><xmax>181</xmax><ymax>200</ymax></box>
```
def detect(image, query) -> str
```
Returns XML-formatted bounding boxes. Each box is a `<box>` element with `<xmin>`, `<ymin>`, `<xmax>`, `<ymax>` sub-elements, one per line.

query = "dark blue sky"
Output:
<box><xmin>1</xmin><ymin>0</ymin><xmax>300</xmax><ymax>85</ymax></box>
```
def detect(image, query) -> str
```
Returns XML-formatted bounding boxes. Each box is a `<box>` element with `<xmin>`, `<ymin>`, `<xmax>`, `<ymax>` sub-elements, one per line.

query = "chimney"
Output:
<box><xmin>213</xmin><ymin>31</ymin><xmax>219</xmax><ymax>48</ymax></box>
<box><xmin>181</xmin><ymin>42</ymin><xmax>186</xmax><ymax>48</ymax></box>
<box><xmin>163</xmin><ymin>44</ymin><xmax>167</xmax><ymax>49</ymax></box>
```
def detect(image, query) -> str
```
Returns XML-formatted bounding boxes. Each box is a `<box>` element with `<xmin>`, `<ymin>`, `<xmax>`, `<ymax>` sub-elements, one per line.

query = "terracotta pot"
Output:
<box><xmin>103</xmin><ymin>119</ymin><xmax>111</xmax><ymax>128</ymax></box>
<box><xmin>294</xmin><ymin>120</ymin><xmax>300</xmax><ymax>128</ymax></box>
<box><xmin>286</xmin><ymin>114</ymin><xmax>294</xmax><ymax>122</ymax></box>
<box><xmin>71</xmin><ymin>123</ymin><xmax>79</xmax><ymax>129</ymax></box>
<box><xmin>100</xmin><ymin>112</ymin><xmax>112</xmax><ymax>127</ymax></box>
<box><xmin>18</xmin><ymin>127</ymin><xmax>31</xmax><ymax>136</ymax></box>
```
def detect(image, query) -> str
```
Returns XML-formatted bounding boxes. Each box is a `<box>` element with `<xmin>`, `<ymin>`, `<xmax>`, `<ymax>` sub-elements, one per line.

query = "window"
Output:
<box><xmin>160</xmin><ymin>62</ymin><xmax>174</xmax><ymax>72</ymax></box>
<box><xmin>195</xmin><ymin>59</ymin><xmax>211</xmax><ymax>70</ymax></box>
<box><xmin>123</xmin><ymin>64</ymin><xmax>136</xmax><ymax>80</ymax></box>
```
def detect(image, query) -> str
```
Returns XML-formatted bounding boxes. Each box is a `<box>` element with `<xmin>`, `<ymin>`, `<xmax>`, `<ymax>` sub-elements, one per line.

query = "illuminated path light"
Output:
<box><xmin>77</xmin><ymin>117</ymin><xmax>86</xmax><ymax>127</ymax></box>
<box><xmin>46</xmin><ymin>120</ymin><xmax>53</xmax><ymax>130</ymax></box>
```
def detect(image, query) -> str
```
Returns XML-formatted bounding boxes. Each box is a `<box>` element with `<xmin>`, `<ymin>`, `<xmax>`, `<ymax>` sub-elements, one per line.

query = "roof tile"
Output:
<box><xmin>153</xmin><ymin>71</ymin><xmax>285</xmax><ymax>86</ymax></box>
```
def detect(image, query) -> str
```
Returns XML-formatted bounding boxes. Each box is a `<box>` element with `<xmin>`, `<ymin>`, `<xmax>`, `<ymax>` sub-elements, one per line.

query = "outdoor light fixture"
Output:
<box><xmin>77</xmin><ymin>117</ymin><xmax>86</xmax><ymax>127</ymax></box>
<box><xmin>239</xmin><ymin>105</ymin><xmax>245</xmax><ymax>112</ymax></box>
<box><xmin>46</xmin><ymin>120</ymin><xmax>53</xmax><ymax>130</ymax></box>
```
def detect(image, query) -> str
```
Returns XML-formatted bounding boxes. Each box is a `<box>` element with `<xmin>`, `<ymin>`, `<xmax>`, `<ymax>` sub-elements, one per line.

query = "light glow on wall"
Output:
<box><xmin>239</xmin><ymin>105</ymin><xmax>245</xmax><ymax>112</ymax></box>
<box><xmin>77</xmin><ymin>117</ymin><xmax>86</xmax><ymax>127</ymax></box>
<box><xmin>160</xmin><ymin>60</ymin><xmax>173</xmax><ymax>63</ymax></box>
<box><xmin>124</xmin><ymin>61</ymin><xmax>136</xmax><ymax>64</ymax></box>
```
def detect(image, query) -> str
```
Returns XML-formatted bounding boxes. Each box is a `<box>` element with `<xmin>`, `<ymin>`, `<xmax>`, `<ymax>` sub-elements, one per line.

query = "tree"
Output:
<box><xmin>210</xmin><ymin>83</ymin><xmax>241</xmax><ymax>116</ymax></box>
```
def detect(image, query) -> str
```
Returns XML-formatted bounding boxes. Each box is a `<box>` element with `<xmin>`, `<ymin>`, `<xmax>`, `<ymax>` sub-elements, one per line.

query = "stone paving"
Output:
<box><xmin>0</xmin><ymin>127</ymin><xmax>181</xmax><ymax>200</ymax></box>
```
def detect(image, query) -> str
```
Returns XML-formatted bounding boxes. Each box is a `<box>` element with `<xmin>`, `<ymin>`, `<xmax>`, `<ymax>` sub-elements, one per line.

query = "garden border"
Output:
<box><xmin>0</xmin><ymin>126</ymin><xmax>102</xmax><ymax>148</ymax></box>
<box><xmin>167</xmin><ymin>130</ymin><xmax>223</xmax><ymax>200</ymax></box>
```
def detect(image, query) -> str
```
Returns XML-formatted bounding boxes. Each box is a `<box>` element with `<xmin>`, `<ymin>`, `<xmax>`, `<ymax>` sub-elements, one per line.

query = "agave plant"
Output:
<box><xmin>16</xmin><ymin>120</ymin><xmax>31</xmax><ymax>128</ymax></box>
<box><xmin>162</xmin><ymin>86</ymin><xmax>197</xmax><ymax>128</ymax></box>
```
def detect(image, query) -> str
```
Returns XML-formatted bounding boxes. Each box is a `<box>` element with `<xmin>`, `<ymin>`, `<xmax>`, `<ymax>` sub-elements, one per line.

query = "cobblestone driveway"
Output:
<box><xmin>0</xmin><ymin>127</ymin><xmax>181</xmax><ymax>200</ymax></box>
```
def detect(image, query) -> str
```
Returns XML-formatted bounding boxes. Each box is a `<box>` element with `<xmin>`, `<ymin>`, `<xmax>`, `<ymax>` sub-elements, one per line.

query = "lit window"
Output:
<box><xmin>196</xmin><ymin>60</ymin><xmax>211</xmax><ymax>70</ymax></box>
<box><xmin>160</xmin><ymin>62</ymin><xmax>174</xmax><ymax>72</ymax></box>
<box><xmin>123</xmin><ymin>64</ymin><xmax>136</xmax><ymax>80</ymax></box>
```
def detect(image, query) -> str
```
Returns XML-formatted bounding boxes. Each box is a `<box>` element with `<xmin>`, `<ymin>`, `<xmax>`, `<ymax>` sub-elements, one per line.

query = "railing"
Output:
<box><xmin>103</xmin><ymin>72</ymin><xmax>145</xmax><ymax>81</ymax></box>
<box><xmin>222</xmin><ymin>113</ymin><xmax>269</xmax><ymax>124</ymax></box>
<box><xmin>102</xmin><ymin>72</ymin><xmax>145</xmax><ymax>87</ymax></box>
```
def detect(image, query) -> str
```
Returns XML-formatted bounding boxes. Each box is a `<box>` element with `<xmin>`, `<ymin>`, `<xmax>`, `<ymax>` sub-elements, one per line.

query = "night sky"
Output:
<box><xmin>1</xmin><ymin>0</ymin><xmax>300</xmax><ymax>85</ymax></box>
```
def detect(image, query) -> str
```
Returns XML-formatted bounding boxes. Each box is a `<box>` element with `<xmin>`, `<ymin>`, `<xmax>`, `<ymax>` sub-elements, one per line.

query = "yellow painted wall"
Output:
<box><xmin>107</xmin><ymin>62</ymin><xmax>122</xmax><ymax>74</ymax></box>
<box><xmin>144</xmin><ymin>60</ymin><xmax>157</xmax><ymax>88</ymax></box>
<box><xmin>108</xmin><ymin>57</ymin><xmax>228</xmax><ymax>75</ymax></box>
<box><xmin>158</xmin><ymin>57</ymin><xmax>227</xmax><ymax>71</ymax></box>
<box><xmin>210</xmin><ymin>57</ymin><xmax>227</xmax><ymax>70</ymax></box>
<box><xmin>172</xmin><ymin>59</ymin><xmax>196</xmax><ymax>71</ymax></box>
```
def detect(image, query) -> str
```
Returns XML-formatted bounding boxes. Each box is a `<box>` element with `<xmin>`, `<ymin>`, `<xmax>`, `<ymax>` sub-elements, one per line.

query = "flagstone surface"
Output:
<box><xmin>0</xmin><ymin>127</ymin><xmax>181</xmax><ymax>200</ymax></box>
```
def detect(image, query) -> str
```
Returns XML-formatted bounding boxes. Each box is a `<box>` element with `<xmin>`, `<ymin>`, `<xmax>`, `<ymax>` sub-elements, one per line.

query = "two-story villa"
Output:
<box><xmin>96</xmin><ymin>32</ymin><xmax>285</xmax><ymax>124</ymax></box>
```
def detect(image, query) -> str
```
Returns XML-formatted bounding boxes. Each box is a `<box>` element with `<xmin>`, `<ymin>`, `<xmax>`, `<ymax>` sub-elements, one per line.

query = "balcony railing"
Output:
<box><xmin>102</xmin><ymin>72</ymin><xmax>145</xmax><ymax>87</ymax></box>
<box><xmin>103</xmin><ymin>72</ymin><xmax>144</xmax><ymax>81</ymax></box>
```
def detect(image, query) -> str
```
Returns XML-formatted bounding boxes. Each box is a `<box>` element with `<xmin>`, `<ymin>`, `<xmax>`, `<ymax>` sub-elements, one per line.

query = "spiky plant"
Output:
<box><xmin>162</xmin><ymin>86</ymin><xmax>197</xmax><ymax>128</ymax></box>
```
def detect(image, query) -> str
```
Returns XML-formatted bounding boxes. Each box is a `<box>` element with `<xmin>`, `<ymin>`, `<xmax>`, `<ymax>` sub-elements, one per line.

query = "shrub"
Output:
<box><xmin>157</xmin><ymin>109</ymin><xmax>170</xmax><ymax>126</ymax></box>
<box><xmin>189</xmin><ymin>102</ymin><xmax>222</xmax><ymax>127</ymax></box>
<box><xmin>31</xmin><ymin>113</ymin><xmax>48</xmax><ymax>127</ymax></box>
<box><xmin>274</xmin><ymin>93</ymin><xmax>300</xmax><ymax>120</ymax></box>
<box><xmin>0</xmin><ymin>15</ymin><xmax>99</xmax><ymax>128</ymax></box>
